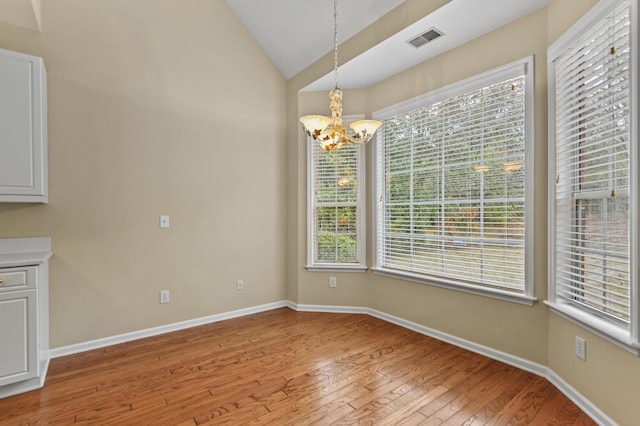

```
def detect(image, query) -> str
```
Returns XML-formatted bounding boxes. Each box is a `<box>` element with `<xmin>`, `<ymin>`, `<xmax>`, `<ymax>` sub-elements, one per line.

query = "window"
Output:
<box><xmin>307</xmin><ymin>117</ymin><xmax>366</xmax><ymax>271</ymax></box>
<box><xmin>373</xmin><ymin>58</ymin><xmax>535</xmax><ymax>303</ymax></box>
<box><xmin>548</xmin><ymin>0</ymin><xmax>639</xmax><ymax>353</ymax></box>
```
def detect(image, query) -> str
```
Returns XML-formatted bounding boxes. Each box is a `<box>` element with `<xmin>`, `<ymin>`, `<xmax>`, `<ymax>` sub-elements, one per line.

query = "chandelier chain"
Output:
<box><xmin>333</xmin><ymin>0</ymin><xmax>339</xmax><ymax>89</ymax></box>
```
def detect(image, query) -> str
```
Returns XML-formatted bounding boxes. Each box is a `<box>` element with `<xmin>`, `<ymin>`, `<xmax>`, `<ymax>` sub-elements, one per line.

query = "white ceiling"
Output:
<box><xmin>225</xmin><ymin>0</ymin><xmax>549</xmax><ymax>91</ymax></box>
<box><xmin>224</xmin><ymin>0</ymin><xmax>406</xmax><ymax>80</ymax></box>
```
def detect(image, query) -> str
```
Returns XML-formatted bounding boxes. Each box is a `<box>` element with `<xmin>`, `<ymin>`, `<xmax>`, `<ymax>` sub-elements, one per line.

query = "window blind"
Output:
<box><xmin>553</xmin><ymin>2</ymin><xmax>631</xmax><ymax>324</ymax></box>
<box><xmin>311</xmin><ymin>140</ymin><xmax>362</xmax><ymax>265</ymax></box>
<box><xmin>377</xmin><ymin>73</ymin><xmax>528</xmax><ymax>293</ymax></box>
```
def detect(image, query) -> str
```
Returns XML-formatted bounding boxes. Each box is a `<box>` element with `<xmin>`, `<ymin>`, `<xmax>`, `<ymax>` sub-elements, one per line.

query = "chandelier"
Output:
<box><xmin>299</xmin><ymin>0</ymin><xmax>382</xmax><ymax>152</ymax></box>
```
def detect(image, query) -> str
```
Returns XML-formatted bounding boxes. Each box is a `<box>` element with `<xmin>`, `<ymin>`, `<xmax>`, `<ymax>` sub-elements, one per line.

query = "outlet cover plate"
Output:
<box><xmin>160</xmin><ymin>215</ymin><xmax>170</xmax><ymax>229</ymax></box>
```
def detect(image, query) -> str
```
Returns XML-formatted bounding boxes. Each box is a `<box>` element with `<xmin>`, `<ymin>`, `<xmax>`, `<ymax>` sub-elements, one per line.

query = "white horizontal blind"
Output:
<box><xmin>553</xmin><ymin>2</ymin><xmax>631</xmax><ymax>324</ymax></box>
<box><xmin>378</xmin><ymin>75</ymin><xmax>527</xmax><ymax>292</ymax></box>
<box><xmin>311</xmin><ymin>140</ymin><xmax>362</xmax><ymax>265</ymax></box>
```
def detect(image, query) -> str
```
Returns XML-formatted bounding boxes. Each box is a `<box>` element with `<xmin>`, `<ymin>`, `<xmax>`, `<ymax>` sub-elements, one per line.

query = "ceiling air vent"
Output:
<box><xmin>407</xmin><ymin>28</ymin><xmax>444</xmax><ymax>48</ymax></box>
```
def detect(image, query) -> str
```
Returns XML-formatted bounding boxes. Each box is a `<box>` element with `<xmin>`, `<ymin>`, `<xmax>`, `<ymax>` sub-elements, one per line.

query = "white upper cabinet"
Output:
<box><xmin>0</xmin><ymin>48</ymin><xmax>47</xmax><ymax>203</ymax></box>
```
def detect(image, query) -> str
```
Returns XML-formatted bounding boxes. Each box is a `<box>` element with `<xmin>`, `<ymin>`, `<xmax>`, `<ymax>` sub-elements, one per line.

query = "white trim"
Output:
<box><xmin>523</xmin><ymin>55</ymin><xmax>536</xmax><ymax>301</ymax></box>
<box><xmin>288</xmin><ymin>302</ymin><xmax>369</xmax><ymax>314</ymax></box>
<box><xmin>546</xmin><ymin>370</ymin><xmax>618</xmax><ymax>426</ymax></box>
<box><xmin>366</xmin><ymin>308</ymin><xmax>546</xmax><ymax>375</ymax></box>
<box><xmin>371</xmin><ymin>267</ymin><xmax>537</xmax><ymax>306</ymax></box>
<box><xmin>306</xmin><ymin>128</ymin><xmax>313</xmax><ymax>266</ymax></box>
<box><xmin>49</xmin><ymin>301</ymin><xmax>290</xmax><ymax>358</ymax></box>
<box><xmin>548</xmin><ymin>0</ymin><xmax>628</xmax><ymax>59</ymax></box>
<box><xmin>305</xmin><ymin>264</ymin><xmax>368</xmax><ymax>272</ymax></box>
<box><xmin>44</xmin><ymin>300</ymin><xmax>614</xmax><ymax>425</ymax></box>
<box><xmin>629</xmin><ymin>0</ymin><xmax>640</xmax><ymax>347</ymax></box>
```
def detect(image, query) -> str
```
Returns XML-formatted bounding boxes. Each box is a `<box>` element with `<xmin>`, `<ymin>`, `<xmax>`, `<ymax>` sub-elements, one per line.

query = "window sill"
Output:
<box><xmin>545</xmin><ymin>301</ymin><xmax>640</xmax><ymax>356</ymax></box>
<box><xmin>306</xmin><ymin>264</ymin><xmax>368</xmax><ymax>273</ymax></box>
<box><xmin>371</xmin><ymin>267</ymin><xmax>537</xmax><ymax>306</ymax></box>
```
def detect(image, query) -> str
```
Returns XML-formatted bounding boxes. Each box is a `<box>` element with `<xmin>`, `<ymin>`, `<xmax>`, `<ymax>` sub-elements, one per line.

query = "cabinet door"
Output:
<box><xmin>0</xmin><ymin>48</ymin><xmax>47</xmax><ymax>202</ymax></box>
<box><xmin>0</xmin><ymin>290</ymin><xmax>37</xmax><ymax>386</ymax></box>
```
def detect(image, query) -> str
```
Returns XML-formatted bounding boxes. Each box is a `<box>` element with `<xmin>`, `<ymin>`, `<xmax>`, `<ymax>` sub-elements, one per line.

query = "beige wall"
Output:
<box><xmin>295</xmin><ymin>8</ymin><xmax>550</xmax><ymax>364</ymax></box>
<box><xmin>296</xmin><ymin>89</ymin><xmax>371</xmax><ymax>308</ymax></box>
<box><xmin>1</xmin><ymin>0</ymin><xmax>638</xmax><ymax>423</ymax></box>
<box><xmin>0</xmin><ymin>0</ymin><xmax>287</xmax><ymax>347</ymax></box>
<box><xmin>545</xmin><ymin>1</ymin><xmax>640</xmax><ymax>425</ymax></box>
<box><xmin>548</xmin><ymin>315</ymin><xmax>639</xmax><ymax>425</ymax></box>
<box><xmin>285</xmin><ymin>0</ymin><xmax>450</xmax><ymax>305</ymax></box>
<box><xmin>365</xmin><ymin>8</ymin><xmax>550</xmax><ymax>365</ymax></box>
<box><xmin>292</xmin><ymin>1</ymin><xmax>640</xmax><ymax>424</ymax></box>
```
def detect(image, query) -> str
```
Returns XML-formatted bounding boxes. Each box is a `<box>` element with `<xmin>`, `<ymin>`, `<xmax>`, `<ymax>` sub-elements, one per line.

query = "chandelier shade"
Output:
<box><xmin>299</xmin><ymin>115</ymin><xmax>333</xmax><ymax>139</ymax></box>
<box><xmin>299</xmin><ymin>0</ymin><xmax>382</xmax><ymax>152</ymax></box>
<box><xmin>349</xmin><ymin>119</ymin><xmax>383</xmax><ymax>141</ymax></box>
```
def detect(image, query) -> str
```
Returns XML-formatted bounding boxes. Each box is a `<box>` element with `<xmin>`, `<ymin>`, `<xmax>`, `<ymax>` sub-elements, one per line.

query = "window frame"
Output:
<box><xmin>546</xmin><ymin>0</ymin><xmax>640</xmax><ymax>354</ymax></box>
<box><xmin>306</xmin><ymin>115</ymin><xmax>367</xmax><ymax>272</ymax></box>
<box><xmin>372</xmin><ymin>57</ymin><xmax>536</xmax><ymax>305</ymax></box>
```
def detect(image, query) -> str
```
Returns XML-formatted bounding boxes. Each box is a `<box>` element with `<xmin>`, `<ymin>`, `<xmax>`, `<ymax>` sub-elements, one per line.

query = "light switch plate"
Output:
<box><xmin>160</xmin><ymin>215</ymin><xmax>170</xmax><ymax>229</ymax></box>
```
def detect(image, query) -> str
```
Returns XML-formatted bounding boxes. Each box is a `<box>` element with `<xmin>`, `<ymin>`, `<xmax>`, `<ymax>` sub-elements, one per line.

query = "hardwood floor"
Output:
<box><xmin>0</xmin><ymin>308</ymin><xmax>596</xmax><ymax>425</ymax></box>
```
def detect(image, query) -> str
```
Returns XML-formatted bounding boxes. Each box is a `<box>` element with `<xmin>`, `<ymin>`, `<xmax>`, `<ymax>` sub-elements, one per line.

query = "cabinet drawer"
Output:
<box><xmin>0</xmin><ymin>266</ymin><xmax>36</xmax><ymax>292</ymax></box>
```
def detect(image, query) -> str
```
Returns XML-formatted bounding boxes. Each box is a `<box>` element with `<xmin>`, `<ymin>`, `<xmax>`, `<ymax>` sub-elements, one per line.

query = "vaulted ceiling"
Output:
<box><xmin>225</xmin><ymin>0</ymin><xmax>549</xmax><ymax>90</ymax></box>
<box><xmin>1</xmin><ymin>0</ymin><xmax>549</xmax><ymax>90</ymax></box>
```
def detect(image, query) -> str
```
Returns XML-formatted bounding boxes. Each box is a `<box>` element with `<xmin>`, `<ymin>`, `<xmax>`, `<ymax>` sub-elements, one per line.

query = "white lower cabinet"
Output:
<box><xmin>0</xmin><ymin>289</ymin><xmax>37</xmax><ymax>386</ymax></box>
<box><xmin>0</xmin><ymin>238</ymin><xmax>51</xmax><ymax>398</ymax></box>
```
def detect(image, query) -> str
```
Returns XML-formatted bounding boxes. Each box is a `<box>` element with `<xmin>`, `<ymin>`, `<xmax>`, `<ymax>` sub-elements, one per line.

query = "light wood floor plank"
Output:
<box><xmin>0</xmin><ymin>308</ymin><xmax>596</xmax><ymax>425</ymax></box>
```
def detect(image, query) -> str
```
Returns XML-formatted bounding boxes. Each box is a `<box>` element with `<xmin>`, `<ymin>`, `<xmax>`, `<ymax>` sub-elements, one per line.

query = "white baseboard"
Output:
<box><xmin>0</xmin><ymin>358</ymin><xmax>49</xmax><ymax>399</ymax></box>
<box><xmin>47</xmin><ymin>300</ymin><xmax>615</xmax><ymax>426</ymax></box>
<box><xmin>288</xmin><ymin>302</ymin><xmax>368</xmax><ymax>314</ymax></box>
<box><xmin>546</xmin><ymin>369</ymin><xmax>616</xmax><ymax>426</ymax></box>
<box><xmin>49</xmin><ymin>301</ymin><xmax>289</xmax><ymax>358</ymax></box>
<box><xmin>366</xmin><ymin>308</ymin><xmax>548</xmax><ymax>377</ymax></box>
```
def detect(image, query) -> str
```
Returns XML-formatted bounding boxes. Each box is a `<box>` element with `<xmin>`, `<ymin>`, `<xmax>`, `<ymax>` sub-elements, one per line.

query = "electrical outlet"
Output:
<box><xmin>575</xmin><ymin>336</ymin><xmax>586</xmax><ymax>360</ymax></box>
<box><xmin>237</xmin><ymin>279</ymin><xmax>244</xmax><ymax>291</ymax></box>
<box><xmin>329</xmin><ymin>276</ymin><xmax>337</xmax><ymax>288</ymax></box>
<box><xmin>160</xmin><ymin>290</ymin><xmax>170</xmax><ymax>304</ymax></box>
